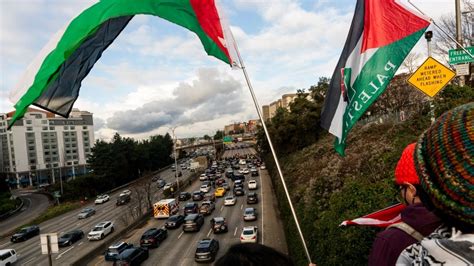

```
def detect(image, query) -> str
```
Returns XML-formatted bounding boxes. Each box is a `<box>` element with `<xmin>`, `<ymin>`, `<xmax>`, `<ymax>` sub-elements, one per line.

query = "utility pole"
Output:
<box><xmin>455</xmin><ymin>0</ymin><xmax>465</xmax><ymax>86</ymax></box>
<box><xmin>168</xmin><ymin>126</ymin><xmax>179</xmax><ymax>194</ymax></box>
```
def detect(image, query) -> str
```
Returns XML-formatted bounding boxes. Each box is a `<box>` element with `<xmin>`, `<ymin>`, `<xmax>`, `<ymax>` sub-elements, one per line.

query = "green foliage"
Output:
<box><xmin>433</xmin><ymin>84</ymin><xmax>474</xmax><ymax>116</ymax></box>
<box><xmin>26</xmin><ymin>202</ymin><xmax>82</xmax><ymax>228</ymax></box>
<box><xmin>214</xmin><ymin>130</ymin><xmax>224</xmax><ymax>140</ymax></box>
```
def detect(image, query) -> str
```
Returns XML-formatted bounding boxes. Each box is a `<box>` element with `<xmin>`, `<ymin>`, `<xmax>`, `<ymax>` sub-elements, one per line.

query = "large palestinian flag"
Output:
<box><xmin>320</xmin><ymin>0</ymin><xmax>430</xmax><ymax>155</ymax></box>
<box><xmin>8</xmin><ymin>0</ymin><xmax>239</xmax><ymax>128</ymax></box>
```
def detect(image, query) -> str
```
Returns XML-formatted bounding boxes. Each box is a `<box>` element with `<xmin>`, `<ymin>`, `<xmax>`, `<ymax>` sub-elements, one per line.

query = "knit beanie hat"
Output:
<box><xmin>394</xmin><ymin>143</ymin><xmax>419</xmax><ymax>185</ymax></box>
<box><xmin>414</xmin><ymin>102</ymin><xmax>473</xmax><ymax>226</ymax></box>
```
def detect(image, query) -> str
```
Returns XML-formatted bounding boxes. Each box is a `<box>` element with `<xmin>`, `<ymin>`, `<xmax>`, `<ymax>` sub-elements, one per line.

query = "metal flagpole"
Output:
<box><xmin>231</xmin><ymin>38</ymin><xmax>314</xmax><ymax>264</ymax></box>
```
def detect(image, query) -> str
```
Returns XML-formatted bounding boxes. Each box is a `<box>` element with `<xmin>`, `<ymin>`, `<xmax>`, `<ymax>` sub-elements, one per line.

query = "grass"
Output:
<box><xmin>16</xmin><ymin>201</ymin><xmax>82</xmax><ymax>231</ymax></box>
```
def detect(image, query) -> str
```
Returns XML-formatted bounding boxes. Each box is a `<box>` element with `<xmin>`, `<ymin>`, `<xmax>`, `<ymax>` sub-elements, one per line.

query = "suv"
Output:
<box><xmin>247</xmin><ymin>192</ymin><xmax>258</xmax><ymax>204</ymax></box>
<box><xmin>184</xmin><ymin>202</ymin><xmax>199</xmax><ymax>215</ymax></box>
<box><xmin>194</xmin><ymin>239</ymin><xmax>219</xmax><ymax>263</ymax></box>
<box><xmin>182</xmin><ymin>214</ymin><xmax>204</xmax><ymax>232</ymax></box>
<box><xmin>88</xmin><ymin>221</ymin><xmax>114</xmax><ymax>240</ymax></box>
<box><xmin>199</xmin><ymin>201</ymin><xmax>215</xmax><ymax>215</ymax></box>
<box><xmin>116</xmin><ymin>194</ymin><xmax>131</xmax><ymax>206</ymax></box>
<box><xmin>210</xmin><ymin>217</ymin><xmax>228</xmax><ymax>233</ymax></box>
<box><xmin>104</xmin><ymin>242</ymin><xmax>132</xmax><ymax>261</ymax></box>
<box><xmin>0</xmin><ymin>249</ymin><xmax>17</xmax><ymax>265</ymax></box>
<box><xmin>115</xmin><ymin>247</ymin><xmax>149</xmax><ymax>265</ymax></box>
<box><xmin>140</xmin><ymin>228</ymin><xmax>167</xmax><ymax>248</ymax></box>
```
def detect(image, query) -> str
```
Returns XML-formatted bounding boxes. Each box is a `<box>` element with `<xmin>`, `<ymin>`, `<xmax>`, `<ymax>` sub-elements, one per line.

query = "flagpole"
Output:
<box><xmin>231</xmin><ymin>40</ymin><xmax>314</xmax><ymax>264</ymax></box>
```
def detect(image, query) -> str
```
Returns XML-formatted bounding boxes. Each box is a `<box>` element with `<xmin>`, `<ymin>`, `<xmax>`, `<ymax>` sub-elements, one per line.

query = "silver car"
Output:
<box><xmin>243</xmin><ymin>208</ymin><xmax>257</xmax><ymax>221</ymax></box>
<box><xmin>78</xmin><ymin>208</ymin><xmax>96</xmax><ymax>219</ymax></box>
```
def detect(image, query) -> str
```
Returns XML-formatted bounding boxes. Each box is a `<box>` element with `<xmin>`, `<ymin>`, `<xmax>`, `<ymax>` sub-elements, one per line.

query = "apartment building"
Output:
<box><xmin>262</xmin><ymin>93</ymin><xmax>298</xmax><ymax>121</ymax></box>
<box><xmin>0</xmin><ymin>108</ymin><xmax>94</xmax><ymax>188</ymax></box>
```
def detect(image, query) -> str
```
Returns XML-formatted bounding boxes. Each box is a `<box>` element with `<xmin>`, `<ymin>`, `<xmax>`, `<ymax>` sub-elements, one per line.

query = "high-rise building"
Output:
<box><xmin>0</xmin><ymin>108</ymin><xmax>94</xmax><ymax>188</ymax></box>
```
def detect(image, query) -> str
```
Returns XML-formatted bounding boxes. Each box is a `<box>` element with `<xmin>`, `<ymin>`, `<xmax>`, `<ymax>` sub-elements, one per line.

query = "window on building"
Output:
<box><xmin>64</xmin><ymin>126</ymin><xmax>68</xmax><ymax>130</ymax></box>
<box><xmin>42</xmin><ymin>120</ymin><xmax>47</xmax><ymax>124</ymax></box>
<box><xmin>26</xmin><ymin>120</ymin><xmax>32</xmax><ymax>124</ymax></box>
<box><xmin>42</xmin><ymin>127</ymin><xmax>48</xmax><ymax>130</ymax></box>
<box><xmin>43</xmin><ymin>139</ymin><xmax>49</xmax><ymax>143</ymax></box>
<box><xmin>82</xmin><ymin>126</ymin><xmax>87</xmax><ymax>130</ymax></box>
<box><xmin>29</xmin><ymin>159</ymin><xmax>36</xmax><ymax>164</ymax></box>
<box><xmin>27</xmin><ymin>133</ymin><xmax>34</xmax><ymax>137</ymax></box>
<box><xmin>70</xmin><ymin>126</ymin><xmax>75</xmax><ymax>130</ymax></box>
<box><xmin>64</xmin><ymin>132</ymin><xmax>69</xmax><ymax>136</ymax></box>
<box><xmin>65</xmin><ymin>138</ymin><xmax>70</xmax><ymax>142</ymax></box>
<box><xmin>72</xmin><ymin>155</ymin><xmax>77</xmax><ymax>159</ymax></box>
<box><xmin>49</xmin><ymin>126</ymin><xmax>55</xmax><ymax>130</ymax></box>
<box><xmin>27</xmin><ymin>127</ymin><xmax>33</xmax><ymax>131</ymax></box>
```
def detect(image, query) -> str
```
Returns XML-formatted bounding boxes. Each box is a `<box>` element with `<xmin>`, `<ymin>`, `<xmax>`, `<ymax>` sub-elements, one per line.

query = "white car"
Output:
<box><xmin>200</xmin><ymin>183</ymin><xmax>211</xmax><ymax>193</ymax></box>
<box><xmin>242</xmin><ymin>168</ymin><xmax>249</xmax><ymax>174</ymax></box>
<box><xmin>87</xmin><ymin>221</ymin><xmax>114</xmax><ymax>241</ymax></box>
<box><xmin>224</xmin><ymin>195</ymin><xmax>236</xmax><ymax>206</ymax></box>
<box><xmin>260</xmin><ymin>164</ymin><xmax>266</xmax><ymax>170</ymax></box>
<box><xmin>163</xmin><ymin>183</ymin><xmax>173</xmax><ymax>190</ymax></box>
<box><xmin>119</xmin><ymin>190</ymin><xmax>131</xmax><ymax>196</ymax></box>
<box><xmin>94</xmin><ymin>194</ymin><xmax>110</xmax><ymax>204</ymax></box>
<box><xmin>240</xmin><ymin>226</ymin><xmax>258</xmax><ymax>243</ymax></box>
<box><xmin>199</xmin><ymin>174</ymin><xmax>208</xmax><ymax>181</ymax></box>
<box><xmin>239</xmin><ymin>159</ymin><xmax>246</xmax><ymax>165</ymax></box>
<box><xmin>0</xmin><ymin>249</ymin><xmax>17</xmax><ymax>265</ymax></box>
<box><xmin>248</xmin><ymin>180</ymin><xmax>258</xmax><ymax>190</ymax></box>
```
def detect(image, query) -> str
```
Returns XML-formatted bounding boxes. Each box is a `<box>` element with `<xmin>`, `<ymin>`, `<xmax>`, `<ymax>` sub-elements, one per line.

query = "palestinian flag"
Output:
<box><xmin>8</xmin><ymin>0</ymin><xmax>239</xmax><ymax>128</ymax></box>
<box><xmin>320</xmin><ymin>0</ymin><xmax>430</xmax><ymax>156</ymax></box>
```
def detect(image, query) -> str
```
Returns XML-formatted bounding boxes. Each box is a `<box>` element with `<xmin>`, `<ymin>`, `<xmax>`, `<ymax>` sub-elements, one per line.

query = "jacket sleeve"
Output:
<box><xmin>369</xmin><ymin>233</ymin><xmax>400</xmax><ymax>266</ymax></box>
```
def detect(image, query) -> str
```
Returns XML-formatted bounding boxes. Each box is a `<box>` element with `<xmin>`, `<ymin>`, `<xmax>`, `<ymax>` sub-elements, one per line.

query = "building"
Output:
<box><xmin>262</xmin><ymin>93</ymin><xmax>298</xmax><ymax>121</ymax></box>
<box><xmin>0</xmin><ymin>108</ymin><xmax>94</xmax><ymax>188</ymax></box>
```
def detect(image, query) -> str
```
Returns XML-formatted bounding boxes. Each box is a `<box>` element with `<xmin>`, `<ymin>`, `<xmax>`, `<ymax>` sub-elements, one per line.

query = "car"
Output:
<box><xmin>192</xmin><ymin>191</ymin><xmax>204</xmax><ymax>201</ymax></box>
<box><xmin>157</xmin><ymin>179</ymin><xmax>166</xmax><ymax>188</ymax></box>
<box><xmin>232</xmin><ymin>174</ymin><xmax>245</xmax><ymax>182</ymax></box>
<box><xmin>243</xmin><ymin>208</ymin><xmax>257</xmax><ymax>221</ymax></box>
<box><xmin>248</xmin><ymin>180</ymin><xmax>258</xmax><ymax>190</ymax></box>
<box><xmin>105</xmin><ymin>241</ymin><xmax>133</xmax><ymax>261</ymax></box>
<box><xmin>95</xmin><ymin>194</ymin><xmax>110</xmax><ymax>204</ymax></box>
<box><xmin>194</xmin><ymin>239</ymin><xmax>220</xmax><ymax>263</ymax></box>
<box><xmin>240</xmin><ymin>226</ymin><xmax>258</xmax><ymax>243</ymax></box>
<box><xmin>179</xmin><ymin>192</ymin><xmax>191</xmax><ymax>201</ymax></box>
<box><xmin>250</xmin><ymin>168</ymin><xmax>259</xmax><ymax>177</ymax></box>
<box><xmin>210</xmin><ymin>217</ymin><xmax>228</xmax><ymax>233</ymax></box>
<box><xmin>234</xmin><ymin>179</ymin><xmax>244</xmax><ymax>189</ymax></box>
<box><xmin>116</xmin><ymin>194</ymin><xmax>131</xmax><ymax>206</ymax></box>
<box><xmin>216</xmin><ymin>178</ymin><xmax>225</xmax><ymax>186</ymax></box>
<box><xmin>247</xmin><ymin>192</ymin><xmax>259</xmax><ymax>204</ymax></box>
<box><xmin>234</xmin><ymin>187</ymin><xmax>245</xmax><ymax>196</ymax></box>
<box><xmin>119</xmin><ymin>190</ymin><xmax>131</xmax><ymax>196</ymax></box>
<box><xmin>242</xmin><ymin>168</ymin><xmax>249</xmax><ymax>174</ymax></box>
<box><xmin>182</xmin><ymin>214</ymin><xmax>205</xmax><ymax>232</ymax></box>
<box><xmin>58</xmin><ymin>230</ymin><xmax>84</xmax><ymax>247</ymax></box>
<box><xmin>140</xmin><ymin>228</ymin><xmax>168</xmax><ymax>248</ymax></box>
<box><xmin>214</xmin><ymin>187</ymin><xmax>226</xmax><ymax>197</ymax></box>
<box><xmin>200</xmin><ymin>183</ymin><xmax>211</xmax><ymax>193</ymax></box>
<box><xmin>224</xmin><ymin>195</ymin><xmax>236</xmax><ymax>206</ymax></box>
<box><xmin>260</xmin><ymin>164</ymin><xmax>266</xmax><ymax>170</ymax></box>
<box><xmin>0</xmin><ymin>249</ymin><xmax>17</xmax><ymax>265</ymax></box>
<box><xmin>88</xmin><ymin>221</ymin><xmax>114</xmax><ymax>241</ymax></box>
<box><xmin>184</xmin><ymin>202</ymin><xmax>199</xmax><ymax>215</ymax></box>
<box><xmin>221</xmin><ymin>182</ymin><xmax>230</xmax><ymax>191</ymax></box>
<box><xmin>225</xmin><ymin>170</ymin><xmax>234</xmax><ymax>178</ymax></box>
<box><xmin>199</xmin><ymin>201</ymin><xmax>215</xmax><ymax>215</ymax></box>
<box><xmin>78</xmin><ymin>208</ymin><xmax>96</xmax><ymax>219</ymax></box>
<box><xmin>114</xmin><ymin>247</ymin><xmax>149</xmax><ymax>265</ymax></box>
<box><xmin>163</xmin><ymin>183</ymin><xmax>173</xmax><ymax>191</ymax></box>
<box><xmin>238</xmin><ymin>169</ymin><xmax>245</xmax><ymax>174</ymax></box>
<box><xmin>199</xmin><ymin>174</ymin><xmax>208</xmax><ymax>181</ymax></box>
<box><xmin>239</xmin><ymin>159</ymin><xmax>246</xmax><ymax>165</ymax></box>
<box><xmin>165</xmin><ymin>215</ymin><xmax>185</xmax><ymax>229</ymax></box>
<box><xmin>11</xmin><ymin>225</ymin><xmax>40</xmax><ymax>242</ymax></box>
<box><xmin>204</xmin><ymin>193</ymin><xmax>216</xmax><ymax>202</ymax></box>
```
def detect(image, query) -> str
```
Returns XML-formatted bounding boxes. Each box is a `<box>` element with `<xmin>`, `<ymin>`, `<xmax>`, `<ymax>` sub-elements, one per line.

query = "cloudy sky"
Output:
<box><xmin>0</xmin><ymin>0</ymin><xmax>458</xmax><ymax>141</ymax></box>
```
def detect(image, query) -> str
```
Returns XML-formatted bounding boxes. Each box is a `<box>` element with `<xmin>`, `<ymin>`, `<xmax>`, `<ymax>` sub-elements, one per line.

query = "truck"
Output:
<box><xmin>153</xmin><ymin>199</ymin><xmax>179</xmax><ymax>219</ymax></box>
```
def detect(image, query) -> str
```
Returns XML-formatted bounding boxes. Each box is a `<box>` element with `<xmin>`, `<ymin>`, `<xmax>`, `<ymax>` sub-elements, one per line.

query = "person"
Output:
<box><xmin>215</xmin><ymin>243</ymin><xmax>295</xmax><ymax>266</ymax></box>
<box><xmin>368</xmin><ymin>143</ymin><xmax>442</xmax><ymax>266</ymax></box>
<box><xmin>396</xmin><ymin>103</ymin><xmax>473</xmax><ymax>264</ymax></box>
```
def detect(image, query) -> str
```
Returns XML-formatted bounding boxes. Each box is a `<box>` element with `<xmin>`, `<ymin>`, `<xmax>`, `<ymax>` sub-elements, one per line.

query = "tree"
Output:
<box><xmin>213</xmin><ymin>130</ymin><xmax>224</xmax><ymax>140</ymax></box>
<box><xmin>203</xmin><ymin>135</ymin><xmax>211</xmax><ymax>141</ymax></box>
<box><xmin>401</xmin><ymin>52</ymin><xmax>422</xmax><ymax>74</ymax></box>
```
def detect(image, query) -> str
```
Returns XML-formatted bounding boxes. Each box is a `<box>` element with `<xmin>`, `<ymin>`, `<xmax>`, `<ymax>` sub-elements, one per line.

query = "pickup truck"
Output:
<box><xmin>199</xmin><ymin>201</ymin><xmax>215</xmax><ymax>215</ymax></box>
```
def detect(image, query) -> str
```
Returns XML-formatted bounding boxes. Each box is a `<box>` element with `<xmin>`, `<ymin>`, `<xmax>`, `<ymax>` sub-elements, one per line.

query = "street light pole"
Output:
<box><xmin>168</xmin><ymin>126</ymin><xmax>179</xmax><ymax>195</ymax></box>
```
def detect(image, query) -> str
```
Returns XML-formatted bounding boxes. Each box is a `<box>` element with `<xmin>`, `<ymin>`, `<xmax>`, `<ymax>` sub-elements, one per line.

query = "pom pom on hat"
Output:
<box><xmin>395</xmin><ymin>143</ymin><xmax>419</xmax><ymax>185</ymax></box>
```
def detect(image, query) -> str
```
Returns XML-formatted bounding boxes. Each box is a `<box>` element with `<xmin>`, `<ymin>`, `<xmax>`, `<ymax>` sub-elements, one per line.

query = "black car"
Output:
<box><xmin>11</xmin><ymin>225</ymin><xmax>40</xmax><ymax>242</ymax></box>
<box><xmin>157</xmin><ymin>179</ymin><xmax>166</xmax><ymax>188</ymax></box>
<box><xmin>140</xmin><ymin>228</ymin><xmax>167</xmax><ymax>248</ymax></box>
<box><xmin>210</xmin><ymin>217</ymin><xmax>228</xmax><ymax>233</ymax></box>
<box><xmin>233</xmin><ymin>187</ymin><xmax>245</xmax><ymax>196</ymax></box>
<box><xmin>184</xmin><ymin>202</ymin><xmax>199</xmax><ymax>215</ymax></box>
<box><xmin>247</xmin><ymin>192</ymin><xmax>258</xmax><ymax>204</ymax></box>
<box><xmin>192</xmin><ymin>191</ymin><xmax>204</xmax><ymax>201</ymax></box>
<box><xmin>114</xmin><ymin>247</ymin><xmax>149</xmax><ymax>265</ymax></box>
<box><xmin>116</xmin><ymin>194</ymin><xmax>131</xmax><ymax>206</ymax></box>
<box><xmin>182</xmin><ymin>214</ymin><xmax>204</xmax><ymax>232</ymax></box>
<box><xmin>232</xmin><ymin>174</ymin><xmax>245</xmax><ymax>182</ymax></box>
<box><xmin>105</xmin><ymin>242</ymin><xmax>133</xmax><ymax>261</ymax></box>
<box><xmin>58</xmin><ymin>230</ymin><xmax>84</xmax><ymax>247</ymax></box>
<box><xmin>179</xmin><ymin>192</ymin><xmax>191</xmax><ymax>201</ymax></box>
<box><xmin>225</xmin><ymin>169</ymin><xmax>234</xmax><ymax>178</ymax></box>
<box><xmin>194</xmin><ymin>239</ymin><xmax>220</xmax><ymax>263</ymax></box>
<box><xmin>165</xmin><ymin>215</ymin><xmax>185</xmax><ymax>229</ymax></box>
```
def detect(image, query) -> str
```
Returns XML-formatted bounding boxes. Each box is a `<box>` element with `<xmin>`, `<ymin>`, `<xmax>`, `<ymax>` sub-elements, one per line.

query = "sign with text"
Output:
<box><xmin>454</xmin><ymin>63</ymin><xmax>470</xmax><ymax>76</ymax></box>
<box><xmin>407</xmin><ymin>57</ymin><xmax>455</xmax><ymax>97</ymax></box>
<box><xmin>40</xmin><ymin>233</ymin><xmax>59</xmax><ymax>254</ymax></box>
<box><xmin>448</xmin><ymin>46</ymin><xmax>474</xmax><ymax>65</ymax></box>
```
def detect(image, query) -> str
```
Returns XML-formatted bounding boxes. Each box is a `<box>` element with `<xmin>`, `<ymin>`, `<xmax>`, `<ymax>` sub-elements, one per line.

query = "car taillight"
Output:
<box><xmin>240</xmin><ymin>236</ymin><xmax>244</xmax><ymax>240</ymax></box>
<box><xmin>252</xmin><ymin>236</ymin><xmax>256</xmax><ymax>239</ymax></box>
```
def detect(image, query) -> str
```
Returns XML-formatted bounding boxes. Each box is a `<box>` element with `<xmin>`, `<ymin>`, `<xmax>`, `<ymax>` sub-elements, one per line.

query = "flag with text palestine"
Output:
<box><xmin>320</xmin><ymin>0</ymin><xmax>430</xmax><ymax>156</ymax></box>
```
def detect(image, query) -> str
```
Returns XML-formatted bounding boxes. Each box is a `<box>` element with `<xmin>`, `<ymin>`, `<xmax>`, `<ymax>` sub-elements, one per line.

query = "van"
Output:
<box><xmin>0</xmin><ymin>249</ymin><xmax>17</xmax><ymax>265</ymax></box>
<box><xmin>153</xmin><ymin>199</ymin><xmax>179</xmax><ymax>219</ymax></box>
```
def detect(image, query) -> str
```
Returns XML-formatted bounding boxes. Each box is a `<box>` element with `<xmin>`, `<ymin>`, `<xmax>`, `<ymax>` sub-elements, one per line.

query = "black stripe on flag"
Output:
<box><xmin>33</xmin><ymin>16</ymin><xmax>134</xmax><ymax>117</ymax></box>
<box><xmin>320</xmin><ymin>0</ymin><xmax>365</xmax><ymax>131</ymax></box>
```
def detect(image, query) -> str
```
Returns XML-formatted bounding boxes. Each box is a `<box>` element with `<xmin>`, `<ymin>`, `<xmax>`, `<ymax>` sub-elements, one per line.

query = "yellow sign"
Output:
<box><xmin>407</xmin><ymin>57</ymin><xmax>455</xmax><ymax>97</ymax></box>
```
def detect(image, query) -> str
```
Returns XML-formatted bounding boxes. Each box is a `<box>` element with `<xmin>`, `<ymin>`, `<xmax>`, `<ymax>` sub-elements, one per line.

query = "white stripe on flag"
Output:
<box><xmin>328</xmin><ymin>94</ymin><xmax>347</xmax><ymax>140</ymax></box>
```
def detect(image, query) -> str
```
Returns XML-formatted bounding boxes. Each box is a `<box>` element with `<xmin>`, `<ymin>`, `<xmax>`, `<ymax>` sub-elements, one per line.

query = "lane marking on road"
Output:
<box><xmin>220</xmin><ymin>205</ymin><xmax>224</xmax><ymax>212</ymax></box>
<box><xmin>206</xmin><ymin>229</ymin><xmax>212</xmax><ymax>238</ymax></box>
<box><xmin>78</xmin><ymin>241</ymin><xmax>83</xmax><ymax>246</ymax></box>
<box><xmin>177</xmin><ymin>231</ymin><xmax>184</xmax><ymax>239</ymax></box>
<box><xmin>240</xmin><ymin>204</ymin><xmax>243</xmax><ymax>210</ymax></box>
<box><xmin>21</xmin><ymin>257</ymin><xmax>36</xmax><ymax>265</ymax></box>
<box><xmin>234</xmin><ymin>227</ymin><xmax>238</xmax><ymax>236</ymax></box>
<box><xmin>56</xmin><ymin>246</ymin><xmax>74</xmax><ymax>260</ymax></box>
<box><xmin>0</xmin><ymin>242</ymin><xmax>10</xmax><ymax>248</ymax></box>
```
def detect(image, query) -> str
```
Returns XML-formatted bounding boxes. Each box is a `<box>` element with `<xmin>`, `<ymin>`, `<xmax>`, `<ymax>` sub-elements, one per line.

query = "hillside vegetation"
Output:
<box><xmin>257</xmin><ymin>82</ymin><xmax>473</xmax><ymax>265</ymax></box>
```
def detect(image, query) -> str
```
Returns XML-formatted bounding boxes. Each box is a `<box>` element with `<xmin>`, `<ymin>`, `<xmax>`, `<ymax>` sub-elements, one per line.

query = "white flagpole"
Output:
<box><xmin>231</xmin><ymin>39</ymin><xmax>314</xmax><ymax>264</ymax></box>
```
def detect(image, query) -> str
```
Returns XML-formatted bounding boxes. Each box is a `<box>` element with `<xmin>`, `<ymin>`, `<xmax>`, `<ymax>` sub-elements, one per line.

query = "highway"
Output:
<box><xmin>0</xmin><ymin>146</ymin><xmax>288</xmax><ymax>265</ymax></box>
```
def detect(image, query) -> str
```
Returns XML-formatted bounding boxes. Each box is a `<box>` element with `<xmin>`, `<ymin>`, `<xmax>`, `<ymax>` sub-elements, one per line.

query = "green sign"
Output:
<box><xmin>449</xmin><ymin>46</ymin><xmax>474</xmax><ymax>65</ymax></box>
<box><xmin>53</xmin><ymin>191</ymin><xmax>61</xmax><ymax>198</ymax></box>
<box><xmin>223</xmin><ymin>136</ymin><xmax>233</xmax><ymax>143</ymax></box>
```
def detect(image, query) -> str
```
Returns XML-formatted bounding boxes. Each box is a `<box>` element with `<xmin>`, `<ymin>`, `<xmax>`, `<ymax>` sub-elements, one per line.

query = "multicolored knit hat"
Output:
<box><xmin>395</xmin><ymin>143</ymin><xmax>419</xmax><ymax>185</ymax></box>
<box><xmin>414</xmin><ymin>102</ymin><xmax>474</xmax><ymax>226</ymax></box>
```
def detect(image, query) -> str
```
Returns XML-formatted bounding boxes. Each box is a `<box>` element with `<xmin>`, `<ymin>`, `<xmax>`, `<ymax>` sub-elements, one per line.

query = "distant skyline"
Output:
<box><xmin>0</xmin><ymin>0</ymin><xmax>460</xmax><ymax>140</ymax></box>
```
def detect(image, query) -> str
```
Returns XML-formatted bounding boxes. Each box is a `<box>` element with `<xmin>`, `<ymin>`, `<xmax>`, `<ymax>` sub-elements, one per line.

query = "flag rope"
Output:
<box><xmin>230</xmin><ymin>34</ymin><xmax>314</xmax><ymax>264</ymax></box>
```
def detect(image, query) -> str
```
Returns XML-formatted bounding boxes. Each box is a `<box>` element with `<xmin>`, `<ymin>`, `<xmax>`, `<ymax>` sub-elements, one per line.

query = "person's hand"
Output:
<box><xmin>309</xmin><ymin>263</ymin><xmax>317</xmax><ymax>266</ymax></box>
